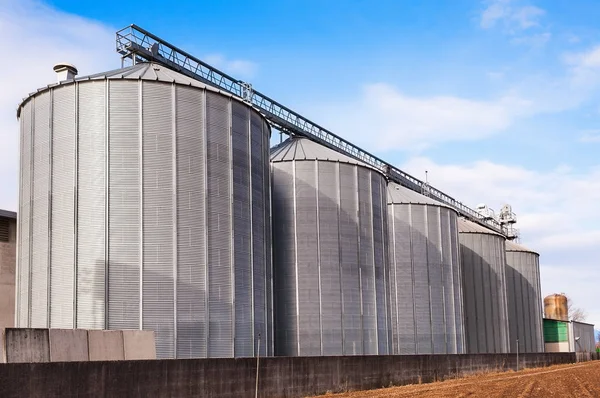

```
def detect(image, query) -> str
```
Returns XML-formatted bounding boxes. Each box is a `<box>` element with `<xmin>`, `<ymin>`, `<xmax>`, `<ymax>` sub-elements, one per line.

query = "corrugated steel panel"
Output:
<box><xmin>372</xmin><ymin>177</ymin><xmax>389</xmax><ymax>354</ymax></box>
<box><xmin>357</xmin><ymin>167</ymin><xmax>376</xmax><ymax>355</ymax></box>
<box><xmin>272</xmin><ymin>162</ymin><xmax>298</xmax><ymax>356</ymax></box>
<box><xmin>460</xmin><ymin>222</ymin><xmax>509</xmax><ymax>354</ymax></box>
<box><xmin>108</xmin><ymin>79</ymin><xmax>140</xmax><ymax>330</ymax></box>
<box><xmin>450</xmin><ymin>214</ymin><xmax>465</xmax><ymax>353</ymax></box>
<box><xmin>251</xmin><ymin>111</ymin><xmax>268</xmax><ymax>357</ymax></box>
<box><xmin>205</xmin><ymin>92</ymin><xmax>233</xmax><ymax>358</ymax></box>
<box><xmin>271</xmin><ymin>138</ymin><xmax>389</xmax><ymax>357</ymax></box>
<box><xmin>506</xmin><ymin>245</ymin><xmax>544</xmax><ymax>353</ymax></box>
<box><xmin>76</xmin><ymin>81</ymin><xmax>106</xmax><ymax>329</ymax></box>
<box><xmin>18</xmin><ymin>101</ymin><xmax>32</xmax><ymax>327</ymax></box>
<box><xmin>232</xmin><ymin>101</ymin><xmax>252</xmax><ymax>357</ymax></box>
<box><xmin>262</xmin><ymin>119</ymin><xmax>273</xmax><ymax>357</ymax></box>
<box><xmin>18</xmin><ymin>66</ymin><xmax>273</xmax><ymax>358</ymax></box>
<box><xmin>30</xmin><ymin>91</ymin><xmax>50</xmax><ymax>328</ymax></box>
<box><xmin>50</xmin><ymin>85</ymin><xmax>76</xmax><ymax>328</ymax></box>
<box><xmin>572</xmin><ymin>322</ymin><xmax>596</xmax><ymax>352</ymax></box>
<box><xmin>175</xmin><ymin>85</ymin><xmax>207</xmax><ymax>358</ymax></box>
<box><xmin>317</xmin><ymin>161</ymin><xmax>343</xmax><ymax>356</ymax></box>
<box><xmin>339</xmin><ymin>164</ymin><xmax>361</xmax><ymax>355</ymax></box>
<box><xmin>295</xmin><ymin>161</ymin><xmax>320</xmax><ymax>356</ymax></box>
<box><xmin>141</xmin><ymin>82</ymin><xmax>175</xmax><ymax>359</ymax></box>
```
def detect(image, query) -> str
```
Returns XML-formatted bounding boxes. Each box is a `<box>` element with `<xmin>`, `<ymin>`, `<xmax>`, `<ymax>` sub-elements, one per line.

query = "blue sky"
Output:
<box><xmin>0</xmin><ymin>0</ymin><xmax>599</xmax><ymax>333</ymax></box>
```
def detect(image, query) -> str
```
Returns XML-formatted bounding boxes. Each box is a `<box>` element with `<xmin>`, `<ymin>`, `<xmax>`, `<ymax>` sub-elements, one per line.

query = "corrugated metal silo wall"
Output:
<box><xmin>388</xmin><ymin>204</ymin><xmax>465</xmax><ymax>354</ymax></box>
<box><xmin>16</xmin><ymin>78</ymin><xmax>273</xmax><ymax>359</ymax></box>
<box><xmin>460</xmin><ymin>233</ymin><xmax>509</xmax><ymax>353</ymax></box>
<box><xmin>272</xmin><ymin>160</ymin><xmax>390</xmax><ymax>356</ymax></box>
<box><xmin>571</xmin><ymin>322</ymin><xmax>596</xmax><ymax>353</ymax></box>
<box><xmin>505</xmin><ymin>250</ymin><xmax>544</xmax><ymax>353</ymax></box>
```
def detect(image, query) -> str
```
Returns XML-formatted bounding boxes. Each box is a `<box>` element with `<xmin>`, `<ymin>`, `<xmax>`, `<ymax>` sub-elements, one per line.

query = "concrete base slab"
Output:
<box><xmin>5</xmin><ymin>328</ymin><xmax>49</xmax><ymax>363</ymax></box>
<box><xmin>49</xmin><ymin>329</ymin><xmax>89</xmax><ymax>362</ymax></box>
<box><xmin>88</xmin><ymin>330</ymin><xmax>124</xmax><ymax>361</ymax></box>
<box><xmin>123</xmin><ymin>330</ymin><xmax>156</xmax><ymax>360</ymax></box>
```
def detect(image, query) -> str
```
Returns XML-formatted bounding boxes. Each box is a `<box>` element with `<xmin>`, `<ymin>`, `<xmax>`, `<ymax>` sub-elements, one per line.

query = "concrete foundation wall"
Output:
<box><xmin>2</xmin><ymin>328</ymin><xmax>155</xmax><ymax>362</ymax></box>
<box><xmin>123</xmin><ymin>330</ymin><xmax>156</xmax><ymax>360</ymax></box>
<box><xmin>88</xmin><ymin>330</ymin><xmax>124</xmax><ymax>361</ymax></box>
<box><xmin>0</xmin><ymin>353</ymin><xmax>576</xmax><ymax>398</ymax></box>
<box><xmin>49</xmin><ymin>329</ymin><xmax>89</xmax><ymax>362</ymax></box>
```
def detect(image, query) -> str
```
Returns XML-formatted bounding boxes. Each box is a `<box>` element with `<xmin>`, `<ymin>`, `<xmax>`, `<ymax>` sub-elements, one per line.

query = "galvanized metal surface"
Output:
<box><xmin>571</xmin><ymin>321</ymin><xmax>596</xmax><ymax>353</ymax></box>
<box><xmin>112</xmin><ymin>24</ymin><xmax>508</xmax><ymax>236</ymax></box>
<box><xmin>16</xmin><ymin>63</ymin><xmax>273</xmax><ymax>359</ymax></box>
<box><xmin>505</xmin><ymin>241</ymin><xmax>544</xmax><ymax>353</ymax></box>
<box><xmin>459</xmin><ymin>218</ymin><xmax>510</xmax><ymax>354</ymax></box>
<box><xmin>272</xmin><ymin>138</ymin><xmax>390</xmax><ymax>356</ymax></box>
<box><xmin>387</xmin><ymin>183</ymin><xmax>465</xmax><ymax>354</ymax></box>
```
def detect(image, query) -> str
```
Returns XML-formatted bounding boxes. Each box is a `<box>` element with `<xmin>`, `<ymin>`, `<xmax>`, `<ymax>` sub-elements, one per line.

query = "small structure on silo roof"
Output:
<box><xmin>16</xmin><ymin>62</ymin><xmax>273</xmax><ymax>359</ymax></box>
<box><xmin>505</xmin><ymin>241</ymin><xmax>544</xmax><ymax>353</ymax></box>
<box><xmin>387</xmin><ymin>182</ymin><xmax>465</xmax><ymax>355</ymax></box>
<box><xmin>544</xmin><ymin>293</ymin><xmax>568</xmax><ymax>322</ymax></box>
<box><xmin>271</xmin><ymin>137</ymin><xmax>390</xmax><ymax>356</ymax></box>
<box><xmin>458</xmin><ymin>218</ymin><xmax>509</xmax><ymax>354</ymax></box>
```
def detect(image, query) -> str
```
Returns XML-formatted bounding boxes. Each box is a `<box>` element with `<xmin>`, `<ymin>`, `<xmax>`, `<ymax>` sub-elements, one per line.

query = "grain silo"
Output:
<box><xmin>16</xmin><ymin>62</ymin><xmax>273</xmax><ymax>359</ymax></box>
<box><xmin>387</xmin><ymin>182</ymin><xmax>465</xmax><ymax>354</ymax></box>
<box><xmin>544</xmin><ymin>293</ymin><xmax>568</xmax><ymax>321</ymax></box>
<box><xmin>505</xmin><ymin>241</ymin><xmax>544</xmax><ymax>353</ymax></box>
<box><xmin>458</xmin><ymin>218</ymin><xmax>509</xmax><ymax>353</ymax></box>
<box><xmin>271</xmin><ymin>137</ymin><xmax>390</xmax><ymax>356</ymax></box>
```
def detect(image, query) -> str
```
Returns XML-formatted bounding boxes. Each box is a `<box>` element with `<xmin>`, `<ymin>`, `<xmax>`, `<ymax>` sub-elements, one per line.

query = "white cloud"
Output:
<box><xmin>306</xmin><ymin>83</ymin><xmax>538</xmax><ymax>151</ymax></box>
<box><xmin>480</xmin><ymin>0</ymin><xmax>511</xmax><ymax>29</ymax></box>
<box><xmin>204</xmin><ymin>54</ymin><xmax>258</xmax><ymax>78</ymax></box>
<box><xmin>510</xmin><ymin>5</ymin><xmax>545</xmax><ymax>29</ymax></box>
<box><xmin>480</xmin><ymin>1</ymin><xmax>550</xmax><ymax>48</ymax></box>
<box><xmin>399</xmin><ymin>156</ymin><xmax>600</xmax><ymax>326</ymax></box>
<box><xmin>0</xmin><ymin>0</ymin><xmax>116</xmax><ymax>211</ymax></box>
<box><xmin>579</xmin><ymin>130</ymin><xmax>600</xmax><ymax>143</ymax></box>
<box><xmin>511</xmin><ymin>32</ymin><xmax>551</xmax><ymax>47</ymax></box>
<box><xmin>480</xmin><ymin>0</ymin><xmax>545</xmax><ymax>30</ymax></box>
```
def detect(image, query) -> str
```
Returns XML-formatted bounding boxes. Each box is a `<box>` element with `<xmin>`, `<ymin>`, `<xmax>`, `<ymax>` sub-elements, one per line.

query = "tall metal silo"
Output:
<box><xmin>16</xmin><ymin>62</ymin><xmax>273</xmax><ymax>359</ymax></box>
<box><xmin>505</xmin><ymin>241</ymin><xmax>543</xmax><ymax>353</ymax></box>
<box><xmin>271</xmin><ymin>137</ymin><xmax>390</xmax><ymax>356</ymax></box>
<box><xmin>387</xmin><ymin>182</ymin><xmax>465</xmax><ymax>354</ymax></box>
<box><xmin>458</xmin><ymin>218</ymin><xmax>509</xmax><ymax>353</ymax></box>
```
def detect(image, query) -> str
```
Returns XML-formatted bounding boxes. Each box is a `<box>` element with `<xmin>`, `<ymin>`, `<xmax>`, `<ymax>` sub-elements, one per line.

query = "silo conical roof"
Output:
<box><xmin>387</xmin><ymin>181</ymin><xmax>454</xmax><ymax>210</ymax></box>
<box><xmin>505</xmin><ymin>240</ymin><xmax>538</xmax><ymax>255</ymax></box>
<box><xmin>270</xmin><ymin>137</ymin><xmax>381</xmax><ymax>172</ymax></box>
<box><xmin>457</xmin><ymin>217</ymin><xmax>505</xmax><ymax>237</ymax></box>
<box><xmin>19</xmin><ymin>62</ymin><xmax>238</xmax><ymax>116</ymax></box>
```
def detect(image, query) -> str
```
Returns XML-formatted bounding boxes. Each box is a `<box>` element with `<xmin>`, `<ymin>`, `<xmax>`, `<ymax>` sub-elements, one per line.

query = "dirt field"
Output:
<box><xmin>317</xmin><ymin>360</ymin><xmax>600</xmax><ymax>397</ymax></box>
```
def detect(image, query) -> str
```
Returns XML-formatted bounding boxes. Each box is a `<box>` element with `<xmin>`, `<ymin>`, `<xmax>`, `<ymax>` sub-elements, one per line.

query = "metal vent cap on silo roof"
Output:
<box><xmin>270</xmin><ymin>137</ymin><xmax>383</xmax><ymax>173</ymax></box>
<box><xmin>457</xmin><ymin>217</ymin><xmax>505</xmax><ymax>237</ymax></box>
<box><xmin>505</xmin><ymin>240</ymin><xmax>539</xmax><ymax>255</ymax></box>
<box><xmin>387</xmin><ymin>181</ymin><xmax>455</xmax><ymax>211</ymax></box>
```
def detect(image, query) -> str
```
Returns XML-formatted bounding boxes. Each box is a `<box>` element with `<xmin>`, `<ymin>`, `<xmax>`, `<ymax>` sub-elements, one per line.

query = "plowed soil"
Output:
<box><xmin>316</xmin><ymin>360</ymin><xmax>600</xmax><ymax>397</ymax></box>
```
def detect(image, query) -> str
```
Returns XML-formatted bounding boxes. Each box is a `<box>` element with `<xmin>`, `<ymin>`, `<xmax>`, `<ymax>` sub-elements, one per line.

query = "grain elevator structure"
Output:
<box><xmin>505</xmin><ymin>241</ymin><xmax>544</xmax><ymax>353</ymax></box>
<box><xmin>13</xmin><ymin>24</ymin><xmax>549</xmax><ymax>361</ymax></box>
<box><xmin>458</xmin><ymin>218</ymin><xmax>510</xmax><ymax>354</ymax></box>
<box><xmin>387</xmin><ymin>183</ymin><xmax>465</xmax><ymax>355</ymax></box>
<box><xmin>271</xmin><ymin>137</ymin><xmax>390</xmax><ymax>356</ymax></box>
<box><xmin>16</xmin><ymin>62</ymin><xmax>273</xmax><ymax>359</ymax></box>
